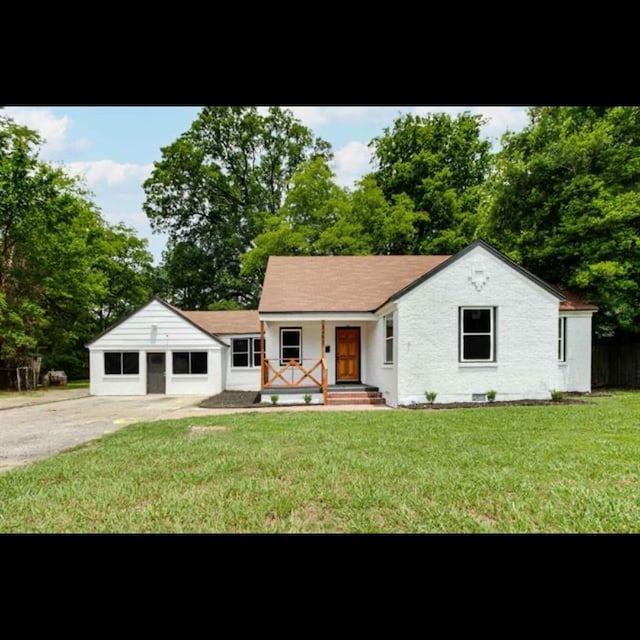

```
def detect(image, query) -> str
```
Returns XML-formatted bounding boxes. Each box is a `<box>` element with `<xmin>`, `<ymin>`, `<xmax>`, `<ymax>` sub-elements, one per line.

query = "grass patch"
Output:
<box><xmin>66</xmin><ymin>379</ymin><xmax>89</xmax><ymax>389</ymax></box>
<box><xmin>1</xmin><ymin>393</ymin><xmax>640</xmax><ymax>532</ymax></box>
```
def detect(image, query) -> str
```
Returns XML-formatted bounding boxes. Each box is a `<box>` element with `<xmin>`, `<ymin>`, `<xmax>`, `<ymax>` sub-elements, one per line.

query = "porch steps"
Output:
<box><xmin>327</xmin><ymin>390</ymin><xmax>386</xmax><ymax>406</ymax></box>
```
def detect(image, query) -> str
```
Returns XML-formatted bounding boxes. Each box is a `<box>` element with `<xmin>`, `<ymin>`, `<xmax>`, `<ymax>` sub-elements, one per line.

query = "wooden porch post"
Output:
<box><xmin>260</xmin><ymin>320</ymin><xmax>265</xmax><ymax>390</ymax></box>
<box><xmin>321</xmin><ymin>320</ymin><xmax>328</xmax><ymax>405</ymax></box>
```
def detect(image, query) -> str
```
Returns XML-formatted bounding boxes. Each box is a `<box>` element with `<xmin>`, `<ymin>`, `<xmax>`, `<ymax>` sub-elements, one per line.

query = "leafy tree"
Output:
<box><xmin>370</xmin><ymin>111</ymin><xmax>491</xmax><ymax>253</ymax></box>
<box><xmin>241</xmin><ymin>157</ymin><xmax>353</xmax><ymax>282</ymax></box>
<box><xmin>481</xmin><ymin>106</ymin><xmax>640</xmax><ymax>337</ymax></box>
<box><xmin>0</xmin><ymin>116</ymin><xmax>155</xmax><ymax>378</ymax></box>
<box><xmin>143</xmin><ymin>107</ymin><xmax>330</xmax><ymax>308</ymax></box>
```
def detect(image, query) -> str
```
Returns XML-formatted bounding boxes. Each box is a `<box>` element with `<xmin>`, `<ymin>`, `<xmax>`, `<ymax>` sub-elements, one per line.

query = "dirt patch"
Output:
<box><xmin>402</xmin><ymin>398</ymin><xmax>589</xmax><ymax>410</ymax></box>
<box><xmin>199</xmin><ymin>391</ymin><xmax>261</xmax><ymax>409</ymax></box>
<box><xmin>190</xmin><ymin>425</ymin><xmax>229</xmax><ymax>433</ymax></box>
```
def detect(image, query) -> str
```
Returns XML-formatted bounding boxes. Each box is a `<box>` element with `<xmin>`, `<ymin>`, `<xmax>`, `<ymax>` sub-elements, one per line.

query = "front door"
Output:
<box><xmin>336</xmin><ymin>327</ymin><xmax>360</xmax><ymax>382</ymax></box>
<box><xmin>147</xmin><ymin>353</ymin><xmax>166</xmax><ymax>394</ymax></box>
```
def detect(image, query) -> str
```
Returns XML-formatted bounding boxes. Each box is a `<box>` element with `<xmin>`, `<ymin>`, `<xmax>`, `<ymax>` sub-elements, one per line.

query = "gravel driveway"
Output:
<box><xmin>0</xmin><ymin>395</ymin><xmax>208</xmax><ymax>473</ymax></box>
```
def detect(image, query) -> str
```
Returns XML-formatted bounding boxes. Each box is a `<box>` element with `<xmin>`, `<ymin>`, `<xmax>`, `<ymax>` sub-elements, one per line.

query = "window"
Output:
<box><xmin>231</xmin><ymin>338</ymin><xmax>263</xmax><ymax>368</ymax></box>
<box><xmin>558</xmin><ymin>317</ymin><xmax>566</xmax><ymax>362</ymax></box>
<box><xmin>384</xmin><ymin>313</ymin><xmax>394</xmax><ymax>364</ymax></box>
<box><xmin>104</xmin><ymin>352</ymin><xmax>139</xmax><ymax>375</ymax></box>
<box><xmin>280</xmin><ymin>328</ymin><xmax>301</xmax><ymax>364</ymax></box>
<box><xmin>460</xmin><ymin>308</ymin><xmax>495</xmax><ymax>362</ymax></box>
<box><xmin>172</xmin><ymin>352</ymin><xmax>208</xmax><ymax>374</ymax></box>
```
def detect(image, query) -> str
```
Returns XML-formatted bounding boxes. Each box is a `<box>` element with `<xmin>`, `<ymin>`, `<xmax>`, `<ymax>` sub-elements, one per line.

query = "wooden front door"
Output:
<box><xmin>147</xmin><ymin>353</ymin><xmax>166</xmax><ymax>394</ymax></box>
<box><xmin>336</xmin><ymin>328</ymin><xmax>360</xmax><ymax>382</ymax></box>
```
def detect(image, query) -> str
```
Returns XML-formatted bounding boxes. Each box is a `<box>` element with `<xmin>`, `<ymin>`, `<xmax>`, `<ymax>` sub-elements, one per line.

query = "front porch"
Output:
<box><xmin>258</xmin><ymin>318</ymin><xmax>386</xmax><ymax>405</ymax></box>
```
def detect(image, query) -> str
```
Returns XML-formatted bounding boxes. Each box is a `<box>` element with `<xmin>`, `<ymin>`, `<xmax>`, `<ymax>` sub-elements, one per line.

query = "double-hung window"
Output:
<box><xmin>384</xmin><ymin>313</ymin><xmax>394</xmax><ymax>364</ymax></box>
<box><xmin>558</xmin><ymin>317</ymin><xmax>567</xmax><ymax>362</ymax></box>
<box><xmin>280</xmin><ymin>328</ymin><xmax>301</xmax><ymax>365</ymax></box>
<box><xmin>232</xmin><ymin>338</ymin><xmax>263</xmax><ymax>368</ymax></box>
<box><xmin>460</xmin><ymin>308</ymin><xmax>496</xmax><ymax>362</ymax></box>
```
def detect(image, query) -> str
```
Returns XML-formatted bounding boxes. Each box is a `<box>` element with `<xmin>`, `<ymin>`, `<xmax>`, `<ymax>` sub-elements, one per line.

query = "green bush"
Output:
<box><xmin>270</xmin><ymin>394</ymin><xmax>279</xmax><ymax>405</ymax></box>
<box><xmin>486</xmin><ymin>390</ymin><xmax>497</xmax><ymax>402</ymax></box>
<box><xmin>550</xmin><ymin>389</ymin><xmax>564</xmax><ymax>402</ymax></box>
<box><xmin>304</xmin><ymin>393</ymin><xmax>312</xmax><ymax>405</ymax></box>
<box><xmin>425</xmin><ymin>391</ymin><xmax>437</xmax><ymax>404</ymax></box>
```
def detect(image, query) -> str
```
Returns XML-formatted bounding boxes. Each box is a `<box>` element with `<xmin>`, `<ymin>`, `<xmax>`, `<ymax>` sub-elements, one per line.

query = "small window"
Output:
<box><xmin>104</xmin><ymin>352</ymin><xmax>139</xmax><ymax>375</ymax></box>
<box><xmin>280</xmin><ymin>328</ymin><xmax>301</xmax><ymax>365</ymax></box>
<box><xmin>384</xmin><ymin>313</ymin><xmax>394</xmax><ymax>364</ymax></box>
<box><xmin>231</xmin><ymin>338</ymin><xmax>263</xmax><ymax>368</ymax></box>
<box><xmin>558</xmin><ymin>317</ymin><xmax>566</xmax><ymax>362</ymax></box>
<box><xmin>460</xmin><ymin>308</ymin><xmax>495</xmax><ymax>362</ymax></box>
<box><xmin>172</xmin><ymin>352</ymin><xmax>208</xmax><ymax>375</ymax></box>
<box><xmin>253</xmin><ymin>338</ymin><xmax>263</xmax><ymax>367</ymax></box>
<box><xmin>232</xmin><ymin>339</ymin><xmax>250</xmax><ymax>368</ymax></box>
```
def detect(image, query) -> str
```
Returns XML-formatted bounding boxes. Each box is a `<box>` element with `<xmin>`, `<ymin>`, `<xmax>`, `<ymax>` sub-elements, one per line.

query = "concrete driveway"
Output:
<box><xmin>0</xmin><ymin>392</ymin><xmax>391</xmax><ymax>474</ymax></box>
<box><xmin>0</xmin><ymin>395</ymin><xmax>208</xmax><ymax>473</ymax></box>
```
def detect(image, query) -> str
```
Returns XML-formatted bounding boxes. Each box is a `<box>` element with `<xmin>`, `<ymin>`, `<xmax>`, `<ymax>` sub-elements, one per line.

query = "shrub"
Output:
<box><xmin>270</xmin><ymin>394</ymin><xmax>279</xmax><ymax>405</ymax></box>
<box><xmin>425</xmin><ymin>391</ymin><xmax>437</xmax><ymax>404</ymax></box>
<box><xmin>304</xmin><ymin>393</ymin><xmax>312</xmax><ymax>405</ymax></box>
<box><xmin>550</xmin><ymin>389</ymin><xmax>564</xmax><ymax>402</ymax></box>
<box><xmin>486</xmin><ymin>390</ymin><xmax>497</xmax><ymax>402</ymax></box>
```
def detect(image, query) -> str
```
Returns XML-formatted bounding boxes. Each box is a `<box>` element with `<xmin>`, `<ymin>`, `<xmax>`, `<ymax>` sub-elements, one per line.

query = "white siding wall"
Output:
<box><xmin>223</xmin><ymin>333</ymin><xmax>261</xmax><ymax>391</ymax></box>
<box><xmin>396</xmin><ymin>245</ymin><xmax>565</xmax><ymax>404</ymax></box>
<box><xmin>364</xmin><ymin>314</ymin><xmax>398</xmax><ymax>407</ymax></box>
<box><xmin>558</xmin><ymin>312</ymin><xmax>593</xmax><ymax>392</ymax></box>
<box><xmin>88</xmin><ymin>299</ymin><xmax>222</xmax><ymax>396</ymax></box>
<box><xmin>263</xmin><ymin>321</ymin><xmax>373</xmax><ymax>387</ymax></box>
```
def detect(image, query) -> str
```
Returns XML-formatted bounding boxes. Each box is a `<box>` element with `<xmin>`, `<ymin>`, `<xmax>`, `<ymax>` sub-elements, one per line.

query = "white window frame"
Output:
<box><xmin>172</xmin><ymin>351</ymin><xmax>208</xmax><ymax>375</ymax></box>
<box><xmin>459</xmin><ymin>307</ymin><xmax>495</xmax><ymax>362</ymax></box>
<box><xmin>384</xmin><ymin>313</ymin><xmax>394</xmax><ymax>365</ymax></box>
<box><xmin>231</xmin><ymin>337</ymin><xmax>263</xmax><ymax>369</ymax></box>
<box><xmin>558</xmin><ymin>317</ymin><xmax>567</xmax><ymax>362</ymax></box>
<box><xmin>280</xmin><ymin>328</ymin><xmax>302</xmax><ymax>365</ymax></box>
<box><xmin>104</xmin><ymin>351</ymin><xmax>139</xmax><ymax>376</ymax></box>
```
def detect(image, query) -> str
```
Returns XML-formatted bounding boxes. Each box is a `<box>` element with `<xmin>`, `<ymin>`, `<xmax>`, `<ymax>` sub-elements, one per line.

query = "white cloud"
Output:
<box><xmin>3</xmin><ymin>107</ymin><xmax>89</xmax><ymax>156</ymax></box>
<box><xmin>64</xmin><ymin>160</ymin><xmax>153</xmax><ymax>187</ymax></box>
<box><xmin>333</xmin><ymin>141</ymin><xmax>373</xmax><ymax>188</ymax></box>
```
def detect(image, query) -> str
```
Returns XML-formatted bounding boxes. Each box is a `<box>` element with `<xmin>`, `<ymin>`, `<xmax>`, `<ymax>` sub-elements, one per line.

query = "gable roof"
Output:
<box><xmin>85</xmin><ymin>297</ymin><xmax>225</xmax><ymax>347</ymax></box>
<box><xmin>259</xmin><ymin>255</ymin><xmax>451</xmax><ymax>312</ymax></box>
<box><xmin>384</xmin><ymin>239</ymin><xmax>565</xmax><ymax>308</ymax></box>
<box><xmin>182</xmin><ymin>310</ymin><xmax>259</xmax><ymax>334</ymax></box>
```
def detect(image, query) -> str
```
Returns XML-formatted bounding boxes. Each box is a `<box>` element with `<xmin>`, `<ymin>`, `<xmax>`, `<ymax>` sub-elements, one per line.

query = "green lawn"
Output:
<box><xmin>1</xmin><ymin>393</ymin><xmax>639</xmax><ymax>533</ymax></box>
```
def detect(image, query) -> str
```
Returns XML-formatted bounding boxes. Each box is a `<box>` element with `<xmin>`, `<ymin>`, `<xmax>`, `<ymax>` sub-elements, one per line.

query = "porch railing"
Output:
<box><xmin>262</xmin><ymin>357</ymin><xmax>329</xmax><ymax>401</ymax></box>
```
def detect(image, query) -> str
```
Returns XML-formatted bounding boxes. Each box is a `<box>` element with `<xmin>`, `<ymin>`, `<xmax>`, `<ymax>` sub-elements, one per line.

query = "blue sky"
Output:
<box><xmin>3</xmin><ymin>106</ymin><xmax>530</xmax><ymax>262</ymax></box>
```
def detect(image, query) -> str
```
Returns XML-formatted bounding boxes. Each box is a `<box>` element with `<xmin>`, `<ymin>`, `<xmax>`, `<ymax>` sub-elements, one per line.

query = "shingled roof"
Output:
<box><xmin>258</xmin><ymin>255</ymin><xmax>451</xmax><ymax>312</ymax></box>
<box><xmin>182</xmin><ymin>310</ymin><xmax>259</xmax><ymax>334</ymax></box>
<box><xmin>559</xmin><ymin>290</ymin><xmax>599</xmax><ymax>311</ymax></box>
<box><xmin>258</xmin><ymin>251</ymin><xmax>598</xmax><ymax>314</ymax></box>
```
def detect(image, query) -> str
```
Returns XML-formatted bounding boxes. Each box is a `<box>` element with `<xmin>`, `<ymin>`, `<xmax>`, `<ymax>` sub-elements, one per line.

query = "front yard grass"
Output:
<box><xmin>1</xmin><ymin>392</ymin><xmax>639</xmax><ymax>532</ymax></box>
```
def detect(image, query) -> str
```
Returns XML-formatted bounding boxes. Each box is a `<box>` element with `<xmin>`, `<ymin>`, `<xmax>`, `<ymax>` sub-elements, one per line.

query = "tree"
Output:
<box><xmin>370</xmin><ymin>111</ymin><xmax>491</xmax><ymax>254</ymax></box>
<box><xmin>481</xmin><ymin>106</ymin><xmax>640</xmax><ymax>337</ymax></box>
<box><xmin>0</xmin><ymin>115</ymin><xmax>155</xmax><ymax>378</ymax></box>
<box><xmin>241</xmin><ymin>157</ymin><xmax>353</xmax><ymax>283</ymax></box>
<box><xmin>143</xmin><ymin>107</ymin><xmax>330</xmax><ymax>308</ymax></box>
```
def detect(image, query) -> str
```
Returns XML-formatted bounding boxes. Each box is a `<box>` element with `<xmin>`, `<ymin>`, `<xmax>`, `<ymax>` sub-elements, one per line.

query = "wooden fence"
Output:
<box><xmin>592</xmin><ymin>342</ymin><xmax>640</xmax><ymax>388</ymax></box>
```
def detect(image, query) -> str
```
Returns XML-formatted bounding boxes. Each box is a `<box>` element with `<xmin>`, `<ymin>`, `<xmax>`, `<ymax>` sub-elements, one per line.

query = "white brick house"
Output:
<box><xmin>87</xmin><ymin>240</ymin><xmax>597</xmax><ymax>405</ymax></box>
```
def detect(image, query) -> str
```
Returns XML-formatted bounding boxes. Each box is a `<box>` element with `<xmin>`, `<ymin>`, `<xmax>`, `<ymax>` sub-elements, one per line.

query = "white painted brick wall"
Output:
<box><xmin>396</xmin><ymin>245</ymin><xmax>575</xmax><ymax>404</ymax></box>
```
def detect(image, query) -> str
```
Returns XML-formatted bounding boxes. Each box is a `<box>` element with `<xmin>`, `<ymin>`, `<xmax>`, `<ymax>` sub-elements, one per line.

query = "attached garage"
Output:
<box><xmin>87</xmin><ymin>298</ymin><xmax>230</xmax><ymax>396</ymax></box>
